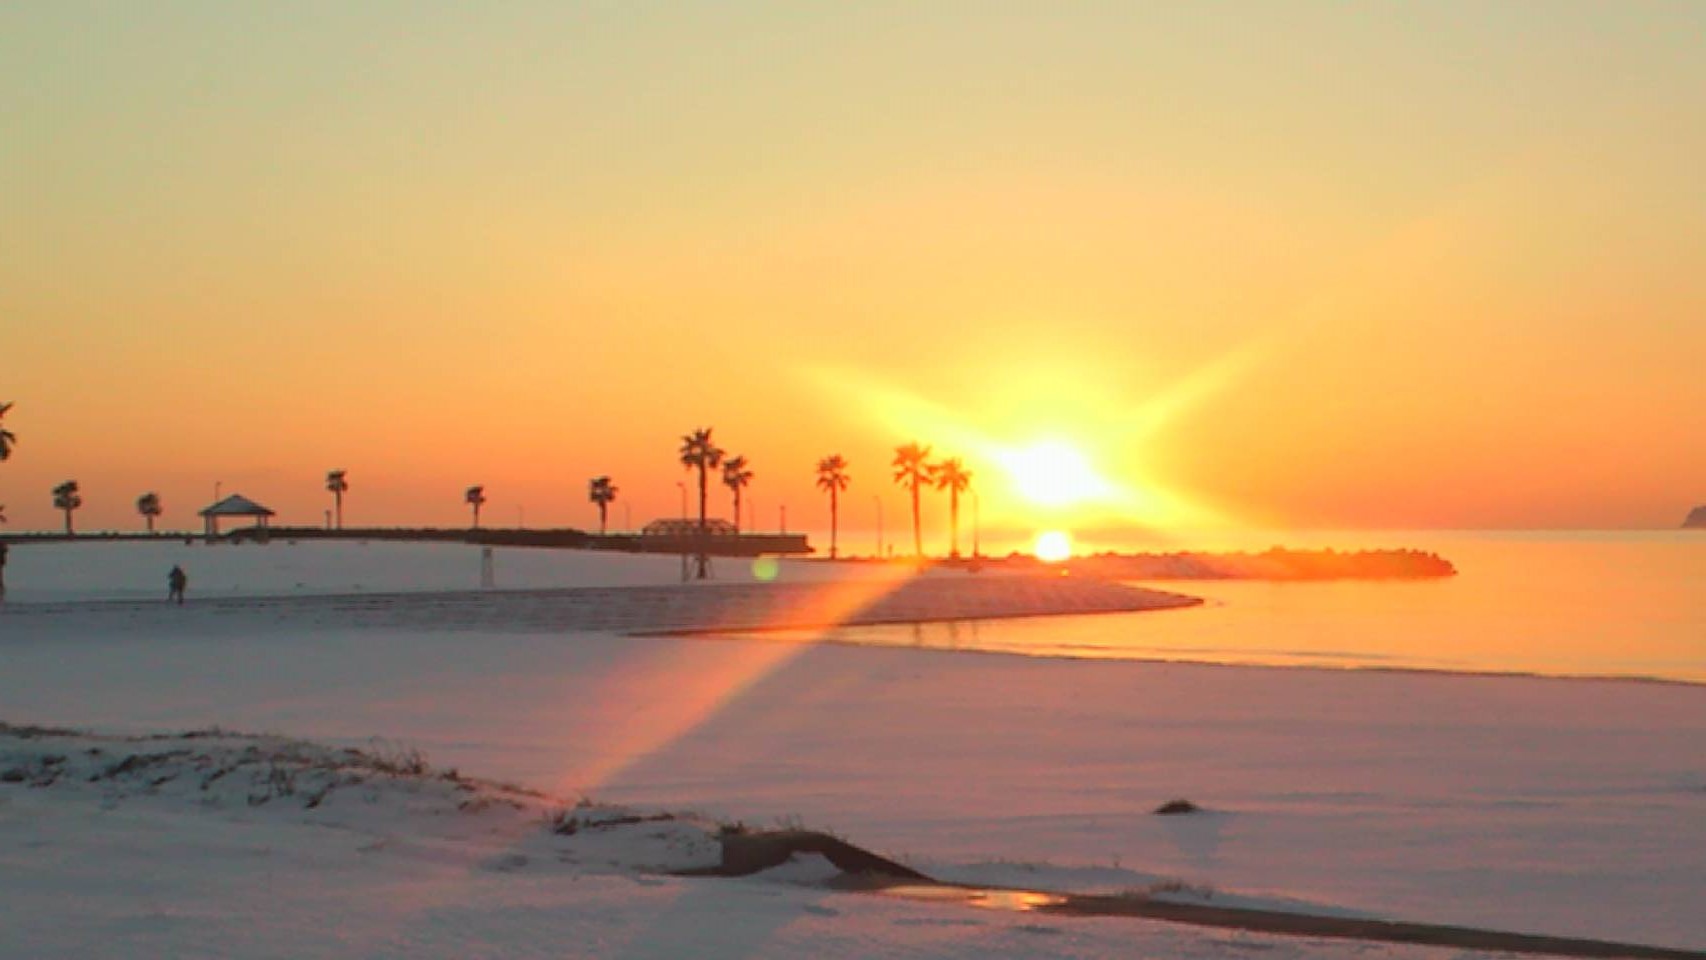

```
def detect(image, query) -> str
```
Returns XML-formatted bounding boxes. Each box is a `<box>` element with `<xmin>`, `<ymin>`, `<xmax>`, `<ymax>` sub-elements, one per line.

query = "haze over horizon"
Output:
<box><xmin>4</xmin><ymin>2</ymin><xmax>1702</xmax><ymax>539</ymax></box>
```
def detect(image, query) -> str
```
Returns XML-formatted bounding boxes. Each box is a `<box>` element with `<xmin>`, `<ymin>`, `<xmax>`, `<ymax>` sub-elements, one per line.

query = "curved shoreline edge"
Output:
<box><xmin>6</xmin><ymin>574</ymin><xmax>1700</xmax><ymax>688</ymax></box>
<box><xmin>0</xmin><ymin>574</ymin><xmax>1203</xmax><ymax>635</ymax></box>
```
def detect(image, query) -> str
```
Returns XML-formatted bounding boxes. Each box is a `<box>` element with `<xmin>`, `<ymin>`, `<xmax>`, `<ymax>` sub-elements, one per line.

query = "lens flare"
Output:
<box><xmin>998</xmin><ymin>440</ymin><xmax>1111</xmax><ymax>508</ymax></box>
<box><xmin>751</xmin><ymin>556</ymin><xmax>780</xmax><ymax>581</ymax></box>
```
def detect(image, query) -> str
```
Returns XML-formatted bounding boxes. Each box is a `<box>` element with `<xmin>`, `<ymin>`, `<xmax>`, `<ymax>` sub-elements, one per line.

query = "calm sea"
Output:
<box><xmin>808</xmin><ymin>530</ymin><xmax>1706</xmax><ymax>684</ymax></box>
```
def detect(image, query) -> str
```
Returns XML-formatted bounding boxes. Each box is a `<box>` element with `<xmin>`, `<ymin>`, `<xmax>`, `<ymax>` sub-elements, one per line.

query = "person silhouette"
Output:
<box><xmin>0</xmin><ymin>542</ymin><xmax>9</xmax><ymax>603</ymax></box>
<box><xmin>167</xmin><ymin>565</ymin><xmax>187</xmax><ymax>605</ymax></box>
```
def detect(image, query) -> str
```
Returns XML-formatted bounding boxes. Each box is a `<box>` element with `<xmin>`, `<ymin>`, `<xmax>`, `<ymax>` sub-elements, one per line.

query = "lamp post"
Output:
<box><xmin>873</xmin><ymin>496</ymin><xmax>883</xmax><ymax>559</ymax></box>
<box><xmin>972</xmin><ymin>490</ymin><xmax>980</xmax><ymax>560</ymax></box>
<box><xmin>675</xmin><ymin>481</ymin><xmax>688</xmax><ymax>582</ymax></box>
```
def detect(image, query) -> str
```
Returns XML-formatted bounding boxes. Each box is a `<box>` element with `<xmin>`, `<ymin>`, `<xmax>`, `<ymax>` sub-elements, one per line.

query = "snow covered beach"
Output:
<box><xmin>6</xmin><ymin>724</ymin><xmax>1702</xmax><ymax>960</ymax></box>
<box><xmin>2</xmin><ymin>540</ymin><xmax>1704</xmax><ymax>958</ymax></box>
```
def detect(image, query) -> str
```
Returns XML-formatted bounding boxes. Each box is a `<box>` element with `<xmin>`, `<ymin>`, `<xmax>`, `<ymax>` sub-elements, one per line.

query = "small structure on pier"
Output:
<box><xmin>199</xmin><ymin>494</ymin><xmax>276</xmax><ymax>541</ymax></box>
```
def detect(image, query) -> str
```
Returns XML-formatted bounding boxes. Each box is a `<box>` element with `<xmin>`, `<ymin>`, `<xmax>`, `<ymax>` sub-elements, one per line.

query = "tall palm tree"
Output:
<box><xmin>721</xmin><ymin>455</ymin><xmax>753</xmax><ymax>533</ymax></box>
<box><xmin>678</xmin><ymin>427</ymin><xmax>724</xmax><ymax>579</ymax></box>
<box><xmin>891</xmin><ymin>442</ymin><xmax>935</xmax><ymax>558</ymax></box>
<box><xmin>326</xmin><ymin>470</ymin><xmax>348</xmax><ymax>529</ymax></box>
<box><xmin>934</xmin><ymin>458</ymin><xmax>973</xmax><ymax>558</ymax></box>
<box><xmin>52</xmin><ymin>480</ymin><xmax>81</xmax><ymax>535</ymax></box>
<box><xmin>588</xmin><ymin>476</ymin><xmax>618</xmax><ymax>534</ymax></box>
<box><xmin>465</xmin><ymin>485</ymin><xmax>486</xmax><ymax>528</ymax></box>
<box><xmin>0</xmin><ymin>401</ymin><xmax>15</xmax><ymax>462</ymax></box>
<box><xmin>815</xmin><ymin>455</ymin><xmax>850</xmax><ymax>559</ymax></box>
<box><xmin>136</xmin><ymin>492</ymin><xmax>162</xmax><ymax>534</ymax></box>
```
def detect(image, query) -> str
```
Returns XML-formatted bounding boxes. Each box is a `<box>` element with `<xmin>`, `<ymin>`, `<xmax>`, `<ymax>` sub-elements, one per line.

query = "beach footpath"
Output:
<box><xmin>0</xmin><ymin>572</ymin><xmax>1202</xmax><ymax>638</ymax></box>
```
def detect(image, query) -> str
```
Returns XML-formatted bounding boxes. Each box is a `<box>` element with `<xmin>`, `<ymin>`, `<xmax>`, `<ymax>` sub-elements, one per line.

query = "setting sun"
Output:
<box><xmin>1033</xmin><ymin>530</ymin><xmax>1073</xmax><ymax>563</ymax></box>
<box><xmin>4</xmin><ymin>5</ymin><xmax>1705</xmax><ymax>957</ymax></box>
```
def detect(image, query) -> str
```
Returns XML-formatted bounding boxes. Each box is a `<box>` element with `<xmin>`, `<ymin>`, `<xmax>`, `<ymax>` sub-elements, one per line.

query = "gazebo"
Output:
<box><xmin>199</xmin><ymin>494</ymin><xmax>276</xmax><ymax>540</ymax></box>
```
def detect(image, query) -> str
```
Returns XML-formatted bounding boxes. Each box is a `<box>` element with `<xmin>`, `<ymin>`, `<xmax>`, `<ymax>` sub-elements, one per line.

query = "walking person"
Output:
<box><xmin>0</xmin><ymin>542</ymin><xmax>9</xmax><ymax>604</ymax></box>
<box><xmin>167</xmin><ymin>564</ymin><xmax>187</xmax><ymax>605</ymax></box>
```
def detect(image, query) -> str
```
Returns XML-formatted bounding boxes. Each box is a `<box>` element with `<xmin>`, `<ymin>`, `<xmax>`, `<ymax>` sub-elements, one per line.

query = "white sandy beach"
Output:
<box><xmin>2</xmin><ymin>541</ymin><xmax>1703</xmax><ymax>958</ymax></box>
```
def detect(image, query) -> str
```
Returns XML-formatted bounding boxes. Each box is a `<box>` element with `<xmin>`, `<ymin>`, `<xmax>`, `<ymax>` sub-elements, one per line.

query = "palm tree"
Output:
<box><xmin>52</xmin><ymin>480</ymin><xmax>81</xmax><ymax>534</ymax></box>
<box><xmin>0</xmin><ymin>401</ymin><xmax>15</xmax><ymax>462</ymax></box>
<box><xmin>678</xmin><ymin>427</ymin><xmax>724</xmax><ymax>579</ymax></box>
<box><xmin>934</xmin><ymin>458</ymin><xmax>973</xmax><ymax>558</ymax></box>
<box><xmin>326</xmin><ymin>470</ymin><xmax>348</xmax><ymax>529</ymax></box>
<box><xmin>588</xmin><ymin>476</ymin><xmax>618</xmax><ymax>534</ymax></box>
<box><xmin>137</xmin><ymin>492</ymin><xmax>162</xmax><ymax>534</ymax></box>
<box><xmin>815</xmin><ymin>455</ymin><xmax>850</xmax><ymax>559</ymax></box>
<box><xmin>721</xmin><ymin>455</ymin><xmax>753</xmax><ymax>532</ymax></box>
<box><xmin>892</xmin><ymin>442</ymin><xmax>935</xmax><ymax>558</ymax></box>
<box><xmin>465</xmin><ymin>485</ymin><xmax>486</xmax><ymax>528</ymax></box>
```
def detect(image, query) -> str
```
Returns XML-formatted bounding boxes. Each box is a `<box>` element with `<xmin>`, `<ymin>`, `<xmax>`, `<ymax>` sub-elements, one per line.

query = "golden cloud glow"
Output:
<box><xmin>801</xmin><ymin>355</ymin><xmax>1248</xmax><ymax>536</ymax></box>
<box><xmin>997</xmin><ymin>440</ymin><xmax>1113</xmax><ymax>509</ymax></box>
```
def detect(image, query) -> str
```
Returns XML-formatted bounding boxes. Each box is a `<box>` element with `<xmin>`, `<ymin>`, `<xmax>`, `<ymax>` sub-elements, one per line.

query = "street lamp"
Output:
<box><xmin>972</xmin><ymin>490</ymin><xmax>980</xmax><ymax>560</ymax></box>
<box><xmin>675</xmin><ymin>481</ymin><xmax>688</xmax><ymax>582</ymax></box>
<box><xmin>873</xmin><ymin>496</ymin><xmax>883</xmax><ymax>558</ymax></box>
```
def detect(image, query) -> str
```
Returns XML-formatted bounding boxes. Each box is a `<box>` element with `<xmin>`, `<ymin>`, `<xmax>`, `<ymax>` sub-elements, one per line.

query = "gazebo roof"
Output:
<box><xmin>198</xmin><ymin>494</ymin><xmax>276</xmax><ymax>518</ymax></box>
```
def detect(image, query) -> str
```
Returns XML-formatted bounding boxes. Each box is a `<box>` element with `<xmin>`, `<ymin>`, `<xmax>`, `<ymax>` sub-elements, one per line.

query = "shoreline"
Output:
<box><xmin>0</xmin><ymin>574</ymin><xmax>1200</xmax><ymax>635</ymax></box>
<box><xmin>691</xmin><ymin>627</ymin><xmax>1706</xmax><ymax>691</ymax></box>
<box><xmin>7</xmin><ymin>574</ymin><xmax>1701</xmax><ymax>689</ymax></box>
<box><xmin>5</xmin><ymin>612</ymin><xmax>1701</xmax><ymax>949</ymax></box>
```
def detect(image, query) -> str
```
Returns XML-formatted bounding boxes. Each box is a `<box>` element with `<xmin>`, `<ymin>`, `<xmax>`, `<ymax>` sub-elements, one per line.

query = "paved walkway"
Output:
<box><xmin>0</xmin><ymin>574</ymin><xmax>1200</xmax><ymax>636</ymax></box>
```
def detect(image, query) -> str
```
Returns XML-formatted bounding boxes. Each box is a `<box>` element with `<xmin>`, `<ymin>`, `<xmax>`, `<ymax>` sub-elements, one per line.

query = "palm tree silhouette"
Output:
<box><xmin>52</xmin><ymin>480</ymin><xmax>82</xmax><ymax>535</ymax></box>
<box><xmin>326</xmin><ymin>470</ymin><xmax>348</xmax><ymax>529</ymax></box>
<box><xmin>678</xmin><ymin>427</ymin><xmax>724</xmax><ymax>579</ymax></box>
<box><xmin>934</xmin><ymin>458</ymin><xmax>973</xmax><ymax>558</ymax></box>
<box><xmin>465</xmin><ymin>485</ymin><xmax>486</xmax><ymax>529</ymax></box>
<box><xmin>0</xmin><ymin>401</ymin><xmax>15</xmax><ymax>462</ymax></box>
<box><xmin>588</xmin><ymin>476</ymin><xmax>618</xmax><ymax>535</ymax></box>
<box><xmin>815</xmin><ymin>455</ymin><xmax>850</xmax><ymax>559</ymax></box>
<box><xmin>137</xmin><ymin>492</ymin><xmax>162</xmax><ymax>534</ymax></box>
<box><xmin>891</xmin><ymin>443</ymin><xmax>935</xmax><ymax>558</ymax></box>
<box><xmin>721</xmin><ymin>455</ymin><xmax>753</xmax><ymax>533</ymax></box>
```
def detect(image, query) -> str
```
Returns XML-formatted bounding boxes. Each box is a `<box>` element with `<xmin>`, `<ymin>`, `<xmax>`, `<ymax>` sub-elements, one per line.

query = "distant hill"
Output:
<box><xmin>1685</xmin><ymin>506</ymin><xmax>1706</xmax><ymax>529</ymax></box>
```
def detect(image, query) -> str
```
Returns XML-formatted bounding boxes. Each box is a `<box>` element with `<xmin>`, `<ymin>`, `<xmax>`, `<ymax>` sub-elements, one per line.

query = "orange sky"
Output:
<box><xmin>3</xmin><ymin>2</ymin><xmax>1702</xmax><ymax>543</ymax></box>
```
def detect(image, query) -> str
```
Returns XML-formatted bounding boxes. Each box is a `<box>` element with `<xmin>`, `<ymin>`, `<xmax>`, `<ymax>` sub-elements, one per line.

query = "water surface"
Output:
<box><xmin>783</xmin><ymin>531</ymin><xmax>1706</xmax><ymax>683</ymax></box>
